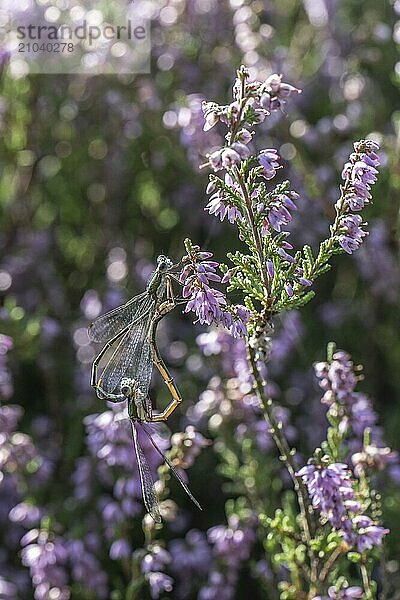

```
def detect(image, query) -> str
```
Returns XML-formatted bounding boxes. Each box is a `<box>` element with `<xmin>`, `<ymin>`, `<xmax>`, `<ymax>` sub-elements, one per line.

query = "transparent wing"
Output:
<box><xmin>142</xmin><ymin>423</ymin><xmax>202</xmax><ymax>511</ymax></box>
<box><xmin>96</xmin><ymin>310</ymin><xmax>154</xmax><ymax>397</ymax></box>
<box><xmin>88</xmin><ymin>291</ymin><xmax>153</xmax><ymax>343</ymax></box>
<box><xmin>131</xmin><ymin>421</ymin><xmax>161</xmax><ymax>523</ymax></box>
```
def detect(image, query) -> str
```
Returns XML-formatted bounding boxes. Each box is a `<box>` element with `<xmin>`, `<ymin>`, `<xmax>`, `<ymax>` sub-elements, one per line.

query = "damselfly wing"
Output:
<box><xmin>92</xmin><ymin>314</ymin><xmax>154</xmax><ymax>401</ymax></box>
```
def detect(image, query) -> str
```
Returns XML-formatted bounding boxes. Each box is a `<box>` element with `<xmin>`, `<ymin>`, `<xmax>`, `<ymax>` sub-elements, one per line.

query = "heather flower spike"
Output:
<box><xmin>180</xmin><ymin>238</ymin><xmax>251</xmax><ymax>337</ymax></box>
<box><xmin>195</xmin><ymin>66</ymin><xmax>380</xmax><ymax>327</ymax></box>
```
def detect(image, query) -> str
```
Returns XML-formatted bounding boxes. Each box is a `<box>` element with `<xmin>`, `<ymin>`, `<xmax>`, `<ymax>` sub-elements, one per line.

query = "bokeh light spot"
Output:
<box><xmin>280</xmin><ymin>143</ymin><xmax>296</xmax><ymax>160</ymax></box>
<box><xmin>88</xmin><ymin>139</ymin><xmax>108</xmax><ymax>160</ymax></box>
<box><xmin>0</xmin><ymin>271</ymin><xmax>12</xmax><ymax>291</ymax></box>
<box><xmin>290</xmin><ymin>120</ymin><xmax>308</xmax><ymax>138</ymax></box>
<box><xmin>107</xmin><ymin>261</ymin><xmax>127</xmax><ymax>282</ymax></box>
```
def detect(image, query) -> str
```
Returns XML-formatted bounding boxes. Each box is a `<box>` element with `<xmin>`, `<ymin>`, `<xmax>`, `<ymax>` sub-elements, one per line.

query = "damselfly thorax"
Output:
<box><xmin>121</xmin><ymin>377</ymin><xmax>152</xmax><ymax>422</ymax></box>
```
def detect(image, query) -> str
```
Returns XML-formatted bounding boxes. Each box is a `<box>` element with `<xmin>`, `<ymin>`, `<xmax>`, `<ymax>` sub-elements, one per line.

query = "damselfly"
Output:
<box><xmin>88</xmin><ymin>255</ymin><xmax>201</xmax><ymax>519</ymax></box>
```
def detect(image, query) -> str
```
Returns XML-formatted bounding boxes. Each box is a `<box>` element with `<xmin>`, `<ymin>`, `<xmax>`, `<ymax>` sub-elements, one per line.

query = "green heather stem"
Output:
<box><xmin>231</xmin><ymin>116</ymin><xmax>319</xmax><ymax>588</ymax></box>
<box><xmin>233</xmin><ymin>165</ymin><xmax>270</xmax><ymax>297</ymax></box>
<box><xmin>361</xmin><ymin>562</ymin><xmax>373</xmax><ymax>599</ymax></box>
<box><xmin>247</xmin><ymin>344</ymin><xmax>318</xmax><ymax>591</ymax></box>
<box><xmin>311</xmin><ymin>178</ymin><xmax>352</xmax><ymax>277</ymax></box>
<box><xmin>318</xmin><ymin>546</ymin><xmax>343</xmax><ymax>584</ymax></box>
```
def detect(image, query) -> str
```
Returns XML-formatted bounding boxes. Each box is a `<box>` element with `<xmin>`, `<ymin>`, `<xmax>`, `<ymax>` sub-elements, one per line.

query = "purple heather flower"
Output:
<box><xmin>268</xmin><ymin>203</ymin><xmax>292</xmax><ymax>231</ymax></box>
<box><xmin>258</xmin><ymin>149</ymin><xmax>280</xmax><ymax>179</ymax></box>
<box><xmin>236</xmin><ymin>129</ymin><xmax>252</xmax><ymax>144</ymax></box>
<box><xmin>328</xmin><ymin>586</ymin><xmax>363</xmax><ymax>599</ymax></box>
<box><xmin>260</xmin><ymin>74</ymin><xmax>301</xmax><ymax>111</ymax></box>
<box><xmin>147</xmin><ymin>572</ymin><xmax>174</xmax><ymax>599</ymax></box>
<box><xmin>169</xmin><ymin>530</ymin><xmax>212</xmax><ymax>598</ymax></box>
<box><xmin>209</xmin><ymin>150</ymin><xmax>223</xmax><ymax>171</ymax></box>
<box><xmin>199</xmin><ymin>516</ymin><xmax>256</xmax><ymax>600</ymax></box>
<box><xmin>0</xmin><ymin>577</ymin><xmax>17</xmax><ymax>598</ymax></box>
<box><xmin>184</xmin><ymin>287</ymin><xmax>226</xmax><ymax>325</ymax></box>
<box><xmin>314</xmin><ymin>349</ymin><xmax>397</xmax><ymax>467</ymax></box>
<box><xmin>277</xmin><ymin>247</ymin><xmax>296</xmax><ymax>263</ymax></box>
<box><xmin>346</xmin><ymin>193</ymin><xmax>369</xmax><ymax>212</ymax></box>
<box><xmin>266</xmin><ymin>259</ymin><xmax>275</xmax><ymax>278</ymax></box>
<box><xmin>199</xmin><ymin>570</ymin><xmax>236</xmax><ymax>600</ymax></box>
<box><xmin>142</xmin><ymin>546</ymin><xmax>173</xmax><ymax>599</ymax></box>
<box><xmin>313</xmin><ymin>586</ymin><xmax>363</xmax><ymax>600</ymax></box>
<box><xmin>315</xmin><ymin>351</ymin><xmax>357</xmax><ymax>402</ymax></box>
<box><xmin>297</xmin><ymin>276</ymin><xmax>312</xmax><ymax>286</ymax></box>
<box><xmin>281</xmin><ymin>193</ymin><xmax>299</xmax><ymax>211</ymax></box>
<box><xmin>21</xmin><ymin>529</ymin><xmax>70</xmax><ymax>600</ymax></box>
<box><xmin>296</xmin><ymin>462</ymin><xmax>356</xmax><ymax>529</ymax></box>
<box><xmin>352</xmin><ymin>515</ymin><xmax>389</xmax><ymax>552</ymax></box>
<box><xmin>109</xmin><ymin>539</ymin><xmax>131</xmax><ymax>560</ymax></box>
<box><xmin>265</xmin><ymin>73</ymin><xmax>301</xmax><ymax>98</ymax></box>
<box><xmin>68</xmin><ymin>539</ymin><xmax>108</xmax><ymax>598</ymax></box>
<box><xmin>181</xmin><ymin>247</ymin><xmax>249</xmax><ymax>337</ymax></box>
<box><xmin>227</xmin><ymin>305</ymin><xmax>251</xmax><ymax>339</ymax></box>
<box><xmin>229</xmin><ymin>317</ymin><xmax>248</xmax><ymax>338</ymax></box>
<box><xmin>350</xmin><ymin>394</ymin><xmax>378</xmax><ymax>438</ymax></box>
<box><xmin>9</xmin><ymin>502</ymin><xmax>42</xmax><ymax>526</ymax></box>
<box><xmin>206</xmin><ymin>179</ymin><xmax>217</xmax><ymax>194</ymax></box>
<box><xmin>205</xmin><ymin>193</ymin><xmax>241</xmax><ymax>223</ymax></box>
<box><xmin>207</xmin><ymin>524</ymin><xmax>253</xmax><ymax>566</ymax></box>
<box><xmin>221</xmin><ymin>269</ymin><xmax>234</xmax><ymax>284</ymax></box>
<box><xmin>203</xmin><ymin>111</ymin><xmax>219</xmax><ymax>132</ymax></box>
<box><xmin>298</xmin><ymin>458</ymin><xmax>389</xmax><ymax>552</ymax></box>
<box><xmin>338</xmin><ymin>214</ymin><xmax>368</xmax><ymax>254</ymax></box>
<box><xmin>221</xmin><ymin>147</ymin><xmax>241</xmax><ymax>168</ymax></box>
<box><xmin>284</xmin><ymin>282</ymin><xmax>294</xmax><ymax>297</ymax></box>
<box><xmin>230</xmin><ymin>142</ymin><xmax>249</xmax><ymax>159</ymax></box>
<box><xmin>352</xmin><ymin>444</ymin><xmax>398</xmax><ymax>475</ymax></box>
<box><xmin>169</xmin><ymin>530</ymin><xmax>212</xmax><ymax>576</ymax></box>
<box><xmin>337</xmin><ymin>235</ymin><xmax>360</xmax><ymax>254</ymax></box>
<box><xmin>259</xmin><ymin>192</ymin><xmax>299</xmax><ymax>235</ymax></box>
<box><xmin>142</xmin><ymin>545</ymin><xmax>171</xmax><ymax>573</ymax></box>
<box><xmin>0</xmin><ymin>403</ymin><xmax>23</xmax><ymax>434</ymax></box>
<box><xmin>337</xmin><ymin>141</ymin><xmax>380</xmax><ymax>253</ymax></box>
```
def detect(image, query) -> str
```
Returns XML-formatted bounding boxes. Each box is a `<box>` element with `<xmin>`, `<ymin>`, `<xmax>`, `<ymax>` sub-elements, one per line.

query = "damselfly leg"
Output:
<box><xmin>147</xmin><ymin>291</ymin><xmax>183</xmax><ymax>422</ymax></box>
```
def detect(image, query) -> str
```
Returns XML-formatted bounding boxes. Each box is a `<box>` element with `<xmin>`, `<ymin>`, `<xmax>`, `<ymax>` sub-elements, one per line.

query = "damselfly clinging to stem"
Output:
<box><xmin>88</xmin><ymin>255</ymin><xmax>201</xmax><ymax>520</ymax></box>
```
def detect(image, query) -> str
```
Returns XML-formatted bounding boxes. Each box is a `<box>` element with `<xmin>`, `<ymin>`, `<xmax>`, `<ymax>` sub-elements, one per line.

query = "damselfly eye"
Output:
<box><xmin>157</xmin><ymin>255</ymin><xmax>172</xmax><ymax>271</ymax></box>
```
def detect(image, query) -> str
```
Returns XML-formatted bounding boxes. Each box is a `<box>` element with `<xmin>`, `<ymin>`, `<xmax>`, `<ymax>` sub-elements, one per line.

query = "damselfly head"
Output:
<box><xmin>120</xmin><ymin>377</ymin><xmax>136</xmax><ymax>398</ymax></box>
<box><xmin>156</xmin><ymin>255</ymin><xmax>173</xmax><ymax>272</ymax></box>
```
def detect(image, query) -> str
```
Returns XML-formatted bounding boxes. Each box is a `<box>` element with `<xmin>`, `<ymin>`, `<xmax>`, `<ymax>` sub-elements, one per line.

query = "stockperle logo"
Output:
<box><xmin>0</xmin><ymin>1</ymin><xmax>151</xmax><ymax>75</ymax></box>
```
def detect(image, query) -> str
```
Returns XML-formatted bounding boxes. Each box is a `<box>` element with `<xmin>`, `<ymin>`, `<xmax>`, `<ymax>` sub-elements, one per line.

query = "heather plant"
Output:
<box><xmin>173</xmin><ymin>65</ymin><xmax>390</xmax><ymax>598</ymax></box>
